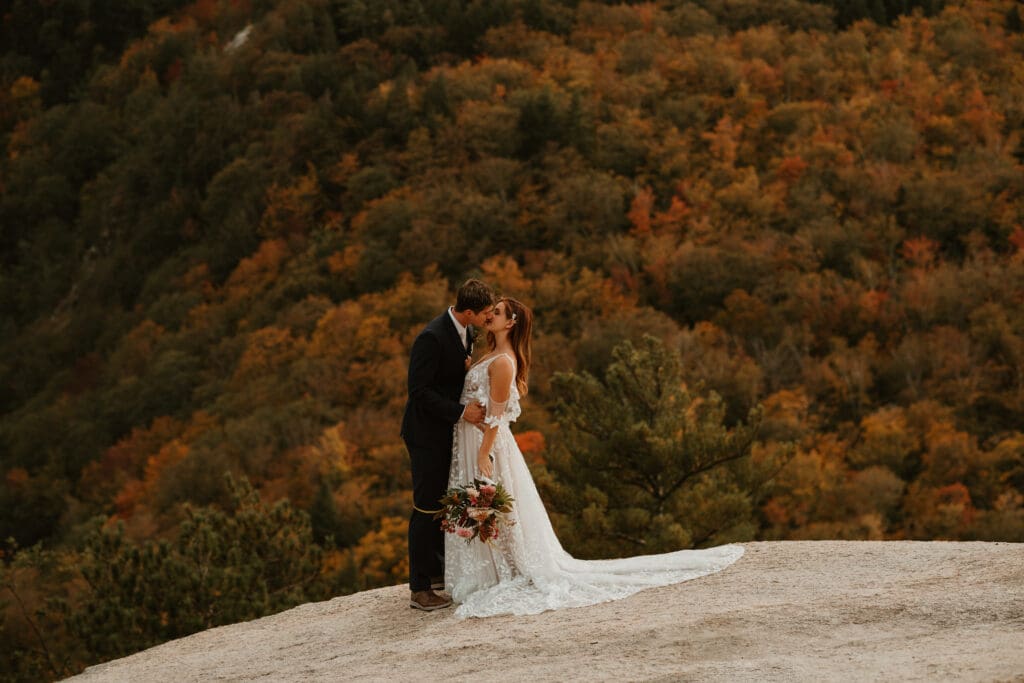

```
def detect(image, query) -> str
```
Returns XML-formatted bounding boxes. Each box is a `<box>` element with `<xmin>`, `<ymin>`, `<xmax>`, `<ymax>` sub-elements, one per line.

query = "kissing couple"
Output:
<box><xmin>401</xmin><ymin>279</ymin><xmax>744</xmax><ymax>617</ymax></box>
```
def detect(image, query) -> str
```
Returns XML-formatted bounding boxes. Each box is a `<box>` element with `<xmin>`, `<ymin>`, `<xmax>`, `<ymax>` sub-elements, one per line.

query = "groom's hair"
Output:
<box><xmin>455</xmin><ymin>279</ymin><xmax>495</xmax><ymax>313</ymax></box>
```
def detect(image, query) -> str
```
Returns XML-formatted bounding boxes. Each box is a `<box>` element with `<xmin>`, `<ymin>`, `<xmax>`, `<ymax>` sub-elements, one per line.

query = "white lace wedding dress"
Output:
<box><xmin>445</xmin><ymin>354</ymin><xmax>745</xmax><ymax>618</ymax></box>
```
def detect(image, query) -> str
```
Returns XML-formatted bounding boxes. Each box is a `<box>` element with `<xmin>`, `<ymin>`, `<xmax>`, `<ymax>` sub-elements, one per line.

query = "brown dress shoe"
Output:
<box><xmin>410</xmin><ymin>589</ymin><xmax>452</xmax><ymax>612</ymax></box>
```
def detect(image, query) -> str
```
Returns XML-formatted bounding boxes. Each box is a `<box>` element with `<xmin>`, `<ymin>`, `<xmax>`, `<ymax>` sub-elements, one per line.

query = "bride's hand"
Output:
<box><xmin>477</xmin><ymin>450</ymin><xmax>493</xmax><ymax>479</ymax></box>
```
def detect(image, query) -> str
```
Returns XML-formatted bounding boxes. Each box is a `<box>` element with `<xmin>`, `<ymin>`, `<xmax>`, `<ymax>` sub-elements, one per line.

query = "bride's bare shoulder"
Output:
<box><xmin>487</xmin><ymin>353</ymin><xmax>515</xmax><ymax>378</ymax></box>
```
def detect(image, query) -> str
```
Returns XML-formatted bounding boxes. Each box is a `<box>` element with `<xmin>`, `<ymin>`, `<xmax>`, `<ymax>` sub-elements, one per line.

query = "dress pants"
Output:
<box><xmin>407</xmin><ymin>442</ymin><xmax>450</xmax><ymax>592</ymax></box>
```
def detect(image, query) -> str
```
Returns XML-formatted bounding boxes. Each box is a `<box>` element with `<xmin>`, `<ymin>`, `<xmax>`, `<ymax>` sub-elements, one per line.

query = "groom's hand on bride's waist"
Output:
<box><xmin>462</xmin><ymin>402</ymin><xmax>486</xmax><ymax>425</ymax></box>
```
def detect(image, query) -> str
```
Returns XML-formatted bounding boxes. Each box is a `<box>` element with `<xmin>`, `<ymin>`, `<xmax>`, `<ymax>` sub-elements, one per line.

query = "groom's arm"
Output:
<box><xmin>408</xmin><ymin>331</ymin><xmax>465</xmax><ymax>425</ymax></box>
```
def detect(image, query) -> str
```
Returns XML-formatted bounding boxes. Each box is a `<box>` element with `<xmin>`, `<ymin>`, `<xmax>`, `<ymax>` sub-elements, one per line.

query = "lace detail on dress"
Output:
<box><xmin>445</xmin><ymin>353</ymin><xmax>744</xmax><ymax>618</ymax></box>
<box><xmin>483</xmin><ymin>396</ymin><xmax>509</xmax><ymax>429</ymax></box>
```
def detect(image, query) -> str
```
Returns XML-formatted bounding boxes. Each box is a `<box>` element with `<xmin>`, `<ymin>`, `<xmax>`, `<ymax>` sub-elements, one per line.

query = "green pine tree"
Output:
<box><xmin>548</xmin><ymin>336</ymin><xmax>790</xmax><ymax>558</ymax></box>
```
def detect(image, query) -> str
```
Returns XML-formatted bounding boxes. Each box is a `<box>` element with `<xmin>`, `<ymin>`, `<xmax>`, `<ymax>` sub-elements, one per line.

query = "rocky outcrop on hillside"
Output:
<box><xmin>70</xmin><ymin>541</ymin><xmax>1024</xmax><ymax>682</ymax></box>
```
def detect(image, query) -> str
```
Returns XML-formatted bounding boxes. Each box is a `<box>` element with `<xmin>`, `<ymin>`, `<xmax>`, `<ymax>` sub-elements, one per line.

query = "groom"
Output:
<box><xmin>402</xmin><ymin>278</ymin><xmax>495</xmax><ymax>611</ymax></box>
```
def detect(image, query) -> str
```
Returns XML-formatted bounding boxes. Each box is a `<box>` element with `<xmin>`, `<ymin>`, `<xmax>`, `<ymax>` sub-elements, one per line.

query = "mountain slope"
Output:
<box><xmin>70</xmin><ymin>541</ymin><xmax>1024</xmax><ymax>682</ymax></box>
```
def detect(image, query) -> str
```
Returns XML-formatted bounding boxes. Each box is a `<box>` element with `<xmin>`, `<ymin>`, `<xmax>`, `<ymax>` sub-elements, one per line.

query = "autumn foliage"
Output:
<box><xmin>2</xmin><ymin>0</ymin><xmax>1024</xmax><ymax>678</ymax></box>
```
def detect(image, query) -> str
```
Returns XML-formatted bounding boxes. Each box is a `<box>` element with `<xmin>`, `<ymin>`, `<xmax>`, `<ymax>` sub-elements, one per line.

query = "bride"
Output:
<box><xmin>445</xmin><ymin>297</ymin><xmax>745</xmax><ymax>618</ymax></box>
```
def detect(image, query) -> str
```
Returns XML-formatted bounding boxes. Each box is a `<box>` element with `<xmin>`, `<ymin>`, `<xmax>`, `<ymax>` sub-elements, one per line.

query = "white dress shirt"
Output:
<box><xmin>448</xmin><ymin>307</ymin><xmax>469</xmax><ymax>351</ymax></box>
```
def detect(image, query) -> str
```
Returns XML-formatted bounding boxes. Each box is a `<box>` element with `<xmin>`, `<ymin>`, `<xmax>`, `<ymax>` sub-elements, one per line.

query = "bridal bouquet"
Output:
<box><xmin>436</xmin><ymin>479</ymin><xmax>515</xmax><ymax>545</ymax></box>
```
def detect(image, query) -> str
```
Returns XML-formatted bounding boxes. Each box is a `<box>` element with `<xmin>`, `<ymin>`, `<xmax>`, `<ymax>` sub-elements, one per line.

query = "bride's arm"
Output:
<box><xmin>476</xmin><ymin>356</ymin><xmax>514</xmax><ymax>479</ymax></box>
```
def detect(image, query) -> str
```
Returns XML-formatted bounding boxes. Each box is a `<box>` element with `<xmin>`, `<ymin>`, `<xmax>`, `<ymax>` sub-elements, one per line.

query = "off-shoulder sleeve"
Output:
<box><xmin>484</xmin><ymin>395</ymin><xmax>511</xmax><ymax>428</ymax></box>
<box><xmin>483</xmin><ymin>355</ymin><xmax>516</xmax><ymax>428</ymax></box>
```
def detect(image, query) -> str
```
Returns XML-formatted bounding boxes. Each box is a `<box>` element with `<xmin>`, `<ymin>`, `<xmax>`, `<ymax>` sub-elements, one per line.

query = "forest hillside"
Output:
<box><xmin>1</xmin><ymin>0</ymin><xmax>1023</xmax><ymax>679</ymax></box>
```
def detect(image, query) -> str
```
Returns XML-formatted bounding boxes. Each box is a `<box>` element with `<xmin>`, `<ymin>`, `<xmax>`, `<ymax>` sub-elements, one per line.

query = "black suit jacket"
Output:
<box><xmin>401</xmin><ymin>311</ymin><xmax>469</xmax><ymax>451</ymax></box>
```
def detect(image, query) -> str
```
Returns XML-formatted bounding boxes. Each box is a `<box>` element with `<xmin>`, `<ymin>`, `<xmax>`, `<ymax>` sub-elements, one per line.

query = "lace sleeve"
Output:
<box><xmin>483</xmin><ymin>396</ymin><xmax>510</xmax><ymax>429</ymax></box>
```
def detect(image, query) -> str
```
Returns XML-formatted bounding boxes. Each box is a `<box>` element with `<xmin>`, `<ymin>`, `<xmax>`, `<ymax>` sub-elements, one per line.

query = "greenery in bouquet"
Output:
<box><xmin>436</xmin><ymin>480</ymin><xmax>515</xmax><ymax>544</ymax></box>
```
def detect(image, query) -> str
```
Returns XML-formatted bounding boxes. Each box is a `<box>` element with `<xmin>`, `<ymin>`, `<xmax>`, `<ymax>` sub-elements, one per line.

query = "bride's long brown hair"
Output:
<box><xmin>487</xmin><ymin>297</ymin><xmax>532</xmax><ymax>397</ymax></box>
